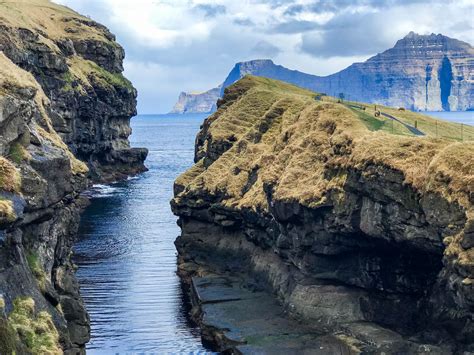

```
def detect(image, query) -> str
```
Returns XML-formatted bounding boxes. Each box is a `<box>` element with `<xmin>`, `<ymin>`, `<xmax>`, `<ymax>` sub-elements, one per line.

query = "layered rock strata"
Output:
<box><xmin>172</xmin><ymin>33</ymin><xmax>474</xmax><ymax>113</ymax></box>
<box><xmin>170</xmin><ymin>87</ymin><xmax>221</xmax><ymax>114</ymax></box>
<box><xmin>172</xmin><ymin>76</ymin><xmax>474</xmax><ymax>353</ymax></box>
<box><xmin>0</xmin><ymin>1</ymin><xmax>147</xmax><ymax>353</ymax></box>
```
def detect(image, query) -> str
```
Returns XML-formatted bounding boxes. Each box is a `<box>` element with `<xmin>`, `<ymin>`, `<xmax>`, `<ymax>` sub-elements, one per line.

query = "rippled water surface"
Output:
<box><xmin>74</xmin><ymin>114</ymin><xmax>211</xmax><ymax>353</ymax></box>
<box><xmin>73</xmin><ymin>111</ymin><xmax>471</xmax><ymax>353</ymax></box>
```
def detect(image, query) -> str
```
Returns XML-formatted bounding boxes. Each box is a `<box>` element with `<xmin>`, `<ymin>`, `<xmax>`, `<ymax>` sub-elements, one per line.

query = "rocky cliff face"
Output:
<box><xmin>172</xmin><ymin>33</ymin><xmax>474</xmax><ymax>113</ymax></box>
<box><xmin>172</xmin><ymin>76</ymin><xmax>474</xmax><ymax>353</ymax></box>
<box><xmin>170</xmin><ymin>87</ymin><xmax>220</xmax><ymax>114</ymax></box>
<box><xmin>324</xmin><ymin>32</ymin><xmax>474</xmax><ymax>111</ymax></box>
<box><xmin>0</xmin><ymin>1</ymin><xmax>147</xmax><ymax>353</ymax></box>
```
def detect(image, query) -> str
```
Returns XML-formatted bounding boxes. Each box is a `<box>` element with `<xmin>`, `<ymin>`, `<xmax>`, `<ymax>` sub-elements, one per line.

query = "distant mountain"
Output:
<box><xmin>170</xmin><ymin>32</ymin><xmax>474</xmax><ymax>113</ymax></box>
<box><xmin>170</xmin><ymin>86</ymin><xmax>221</xmax><ymax>114</ymax></box>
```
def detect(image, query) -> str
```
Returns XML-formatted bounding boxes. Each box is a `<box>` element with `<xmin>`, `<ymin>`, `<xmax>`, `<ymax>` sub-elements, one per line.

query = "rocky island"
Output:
<box><xmin>0</xmin><ymin>0</ymin><xmax>146</xmax><ymax>353</ymax></box>
<box><xmin>172</xmin><ymin>76</ymin><xmax>474</xmax><ymax>353</ymax></box>
<box><xmin>173</xmin><ymin>33</ymin><xmax>474</xmax><ymax>113</ymax></box>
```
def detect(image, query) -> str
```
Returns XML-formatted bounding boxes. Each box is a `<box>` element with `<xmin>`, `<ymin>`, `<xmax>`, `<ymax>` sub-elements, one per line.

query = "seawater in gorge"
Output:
<box><xmin>73</xmin><ymin>112</ymin><xmax>472</xmax><ymax>353</ymax></box>
<box><xmin>73</xmin><ymin>114</ymin><xmax>212</xmax><ymax>353</ymax></box>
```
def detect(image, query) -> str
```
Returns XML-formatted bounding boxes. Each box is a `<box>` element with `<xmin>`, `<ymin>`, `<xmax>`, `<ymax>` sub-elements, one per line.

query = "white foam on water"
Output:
<box><xmin>86</xmin><ymin>184</ymin><xmax>124</xmax><ymax>198</ymax></box>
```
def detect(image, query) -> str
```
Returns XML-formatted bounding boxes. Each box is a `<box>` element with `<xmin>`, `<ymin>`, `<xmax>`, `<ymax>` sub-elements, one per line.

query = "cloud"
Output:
<box><xmin>233</xmin><ymin>18</ymin><xmax>255</xmax><ymax>27</ymax></box>
<box><xmin>251</xmin><ymin>40</ymin><xmax>281</xmax><ymax>57</ymax></box>
<box><xmin>194</xmin><ymin>4</ymin><xmax>226</xmax><ymax>18</ymax></box>
<box><xmin>53</xmin><ymin>0</ymin><xmax>473</xmax><ymax>113</ymax></box>
<box><xmin>300</xmin><ymin>1</ymin><xmax>473</xmax><ymax>58</ymax></box>
<box><xmin>272</xmin><ymin>20</ymin><xmax>320</xmax><ymax>34</ymax></box>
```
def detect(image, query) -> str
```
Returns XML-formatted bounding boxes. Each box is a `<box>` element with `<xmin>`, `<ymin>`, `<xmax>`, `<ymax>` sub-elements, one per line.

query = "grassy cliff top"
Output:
<box><xmin>0</xmin><ymin>0</ymin><xmax>114</xmax><ymax>47</ymax></box>
<box><xmin>176</xmin><ymin>75</ymin><xmax>473</xmax><ymax>212</ymax></box>
<box><xmin>0</xmin><ymin>0</ymin><xmax>133</xmax><ymax>92</ymax></box>
<box><xmin>0</xmin><ymin>52</ymin><xmax>88</xmax><ymax>176</ymax></box>
<box><xmin>175</xmin><ymin>75</ymin><xmax>474</xmax><ymax>280</ymax></box>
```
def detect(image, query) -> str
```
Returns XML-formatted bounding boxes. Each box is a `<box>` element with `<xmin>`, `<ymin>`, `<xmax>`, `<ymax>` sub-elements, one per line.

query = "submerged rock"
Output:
<box><xmin>172</xmin><ymin>76</ymin><xmax>474</xmax><ymax>353</ymax></box>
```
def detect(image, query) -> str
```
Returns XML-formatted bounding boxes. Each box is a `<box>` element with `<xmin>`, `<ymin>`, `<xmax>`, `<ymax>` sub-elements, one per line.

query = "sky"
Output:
<box><xmin>53</xmin><ymin>0</ymin><xmax>473</xmax><ymax>114</ymax></box>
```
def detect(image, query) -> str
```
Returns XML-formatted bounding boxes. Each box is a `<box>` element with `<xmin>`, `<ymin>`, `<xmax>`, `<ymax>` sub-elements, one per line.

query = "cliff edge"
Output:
<box><xmin>0</xmin><ymin>1</ymin><xmax>147</xmax><ymax>353</ymax></box>
<box><xmin>172</xmin><ymin>76</ymin><xmax>474</xmax><ymax>353</ymax></box>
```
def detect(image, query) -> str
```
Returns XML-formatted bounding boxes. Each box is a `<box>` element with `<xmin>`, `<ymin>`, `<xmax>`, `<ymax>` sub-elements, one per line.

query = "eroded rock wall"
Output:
<box><xmin>0</xmin><ymin>1</ymin><xmax>147</xmax><ymax>353</ymax></box>
<box><xmin>172</xmin><ymin>76</ymin><xmax>474</xmax><ymax>353</ymax></box>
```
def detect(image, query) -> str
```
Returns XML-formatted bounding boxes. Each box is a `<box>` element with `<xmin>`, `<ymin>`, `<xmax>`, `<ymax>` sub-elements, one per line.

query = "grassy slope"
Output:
<box><xmin>177</xmin><ymin>75</ymin><xmax>473</xmax><ymax>210</ymax></box>
<box><xmin>0</xmin><ymin>0</ymin><xmax>132</xmax><ymax>91</ymax></box>
<box><xmin>340</xmin><ymin>99</ymin><xmax>474</xmax><ymax>141</ymax></box>
<box><xmin>0</xmin><ymin>0</ymin><xmax>108</xmax><ymax>44</ymax></box>
<box><xmin>175</xmin><ymin>74</ymin><xmax>474</xmax><ymax>289</ymax></box>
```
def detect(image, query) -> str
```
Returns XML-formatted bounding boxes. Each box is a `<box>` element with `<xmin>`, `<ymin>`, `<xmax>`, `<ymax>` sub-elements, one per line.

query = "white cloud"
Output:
<box><xmin>54</xmin><ymin>0</ymin><xmax>473</xmax><ymax>113</ymax></box>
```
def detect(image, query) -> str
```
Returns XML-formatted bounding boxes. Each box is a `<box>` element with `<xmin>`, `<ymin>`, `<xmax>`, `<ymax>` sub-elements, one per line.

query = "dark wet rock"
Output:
<box><xmin>172</xmin><ymin>77</ymin><xmax>474</xmax><ymax>353</ymax></box>
<box><xmin>0</xmin><ymin>1</ymin><xmax>147</xmax><ymax>352</ymax></box>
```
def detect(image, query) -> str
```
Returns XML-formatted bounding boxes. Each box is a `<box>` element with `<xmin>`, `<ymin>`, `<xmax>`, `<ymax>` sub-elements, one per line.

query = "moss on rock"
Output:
<box><xmin>7</xmin><ymin>297</ymin><xmax>61</xmax><ymax>355</ymax></box>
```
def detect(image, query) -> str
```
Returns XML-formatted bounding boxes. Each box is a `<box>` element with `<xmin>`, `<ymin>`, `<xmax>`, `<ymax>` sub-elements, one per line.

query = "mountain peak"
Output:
<box><xmin>388</xmin><ymin>32</ymin><xmax>473</xmax><ymax>54</ymax></box>
<box><xmin>234</xmin><ymin>59</ymin><xmax>275</xmax><ymax>71</ymax></box>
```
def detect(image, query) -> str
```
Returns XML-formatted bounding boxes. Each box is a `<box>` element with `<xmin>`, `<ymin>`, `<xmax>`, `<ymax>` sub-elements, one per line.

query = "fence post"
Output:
<box><xmin>461</xmin><ymin>123</ymin><xmax>463</xmax><ymax>141</ymax></box>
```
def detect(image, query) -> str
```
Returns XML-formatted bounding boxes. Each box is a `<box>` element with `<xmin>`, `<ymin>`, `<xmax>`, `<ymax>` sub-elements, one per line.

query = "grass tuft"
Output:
<box><xmin>8</xmin><ymin>141</ymin><xmax>31</xmax><ymax>164</ymax></box>
<box><xmin>7</xmin><ymin>297</ymin><xmax>61</xmax><ymax>355</ymax></box>
<box><xmin>0</xmin><ymin>157</ymin><xmax>21</xmax><ymax>193</ymax></box>
<box><xmin>26</xmin><ymin>252</ymin><xmax>47</xmax><ymax>293</ymax></box>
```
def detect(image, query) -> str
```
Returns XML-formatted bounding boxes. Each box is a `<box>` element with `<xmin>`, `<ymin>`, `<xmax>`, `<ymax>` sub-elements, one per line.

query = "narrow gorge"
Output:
<box><xmin>1</xmin><ymin>1</ymin><xmax>473</xmax><ymax>354</ymax></box>
<box><xmin>0</xmin><ymin>1</ymin><xmax>146</xmax><ymax>353</ymax></box>
<box><xmin>172</xmin><ymin>76</ymin><xmax>474</xmax><ymax>353</ymax></box>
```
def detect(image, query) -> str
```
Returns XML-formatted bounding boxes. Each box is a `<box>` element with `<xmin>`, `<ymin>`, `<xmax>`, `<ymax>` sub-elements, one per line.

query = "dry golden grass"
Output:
<box><xmin>0</xmin><ymin>0</ymin><xmax>114</xmax><ymax>52</ymax></box>
<box><xmin>0</xmin><ymin>157</ymin><xmax>21</xmax><ymax>193</ymax></box>
<box><xmin>0</xmin><ymin>52</ymin><xmax>41</xmax><ymax>91</ymax></box>
<box><xmin>8</xmin><ymin>297</ymin><xmax>62</xmax><ymax>354</ymax></box>
<box><xmin>176</xmin><ymin>76</ymin><xmax>473</xmax><ymax>214</ymax></box>
<box><xmin>0</xmin><ymin>199</ymin><xmax>15</xmax><ymax>222</ymax></box>
<box><xmin>0</xmin><ymin>53</ymin><xmax>89</xmax><ymax>176</ymax></box>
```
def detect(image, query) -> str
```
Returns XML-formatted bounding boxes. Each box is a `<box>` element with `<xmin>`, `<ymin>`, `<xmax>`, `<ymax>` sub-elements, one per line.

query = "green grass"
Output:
<box><xmin>60</xmin><ymin>70</ymin><xmax>75</xmax><ymax>93</ymax></box>
<box><xmin>343</xmin><ymin>100</ymin><xmax>474</xmax><ymax>141</ymax></box>
<box><xmin>8</xmin><ymin>142</ymin><xmax>28</xmax><ymax>164</ymax></box>
<box><xmin>7</xmin><ymin>297</ymin><xmax>61</xmax><ymax>354</ymax></box>
<box><xmin>347</xmin><ymin>106</ymin><xmax>413</xmax><ymax>136</ymax></box>
<box><xmin>26</xmin><ymin>253</ymin><xmax>46</xmax><ymax>292</ymax></box>
<box><xmin>0</xmin><ymin>318</ymin><xmax>17</xmax><ymax>354</ymax></box>
<box><xmin>86</xmin><ymin>60</ymin><xmax>134</xmax><ymax>90</ymax></box>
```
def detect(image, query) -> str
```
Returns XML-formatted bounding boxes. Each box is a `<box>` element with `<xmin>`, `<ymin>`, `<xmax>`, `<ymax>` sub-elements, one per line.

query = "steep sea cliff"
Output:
<box><xmin>0</xmin><ymin>1</ymin><xmax>146</xmax><ymax>353</ymax></box>
<box><xmin>172</xmin><ymin>33</ymin><xmax>474</xmax><ymax>114</ymax></box>
<box><xmin>172</xmin><ymin>76</ymin><xmax>474</xmax><ymax>353</ymax></box>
